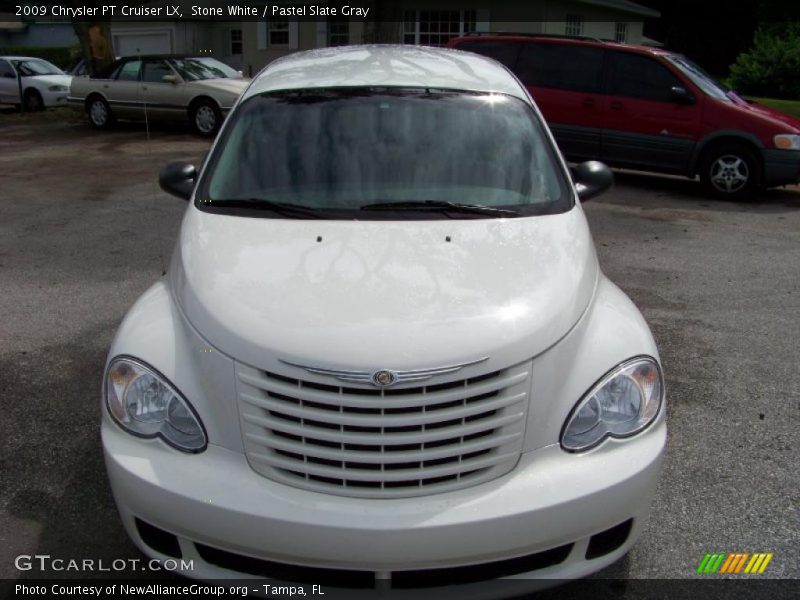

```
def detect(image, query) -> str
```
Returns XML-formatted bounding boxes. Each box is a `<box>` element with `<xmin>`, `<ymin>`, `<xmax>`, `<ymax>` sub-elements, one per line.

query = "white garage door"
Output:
<box><xmin>114</xmin><ymin>32</ymin><xmax>171</xmax><ymax>56</ymax></box>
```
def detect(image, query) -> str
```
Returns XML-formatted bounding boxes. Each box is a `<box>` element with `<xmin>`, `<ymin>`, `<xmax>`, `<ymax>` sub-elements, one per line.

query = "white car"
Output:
<box><xmin>0</xmin><ymin>56</ymin><xmax>71</xmax><ymax>110</ymax></box>
<box><xmin>103</xmin><ymin>45</ymin><xmax>666</xmax><ymax>589</ymax></box>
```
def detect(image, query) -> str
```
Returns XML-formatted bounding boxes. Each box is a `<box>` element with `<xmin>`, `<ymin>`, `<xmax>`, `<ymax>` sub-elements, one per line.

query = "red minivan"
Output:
<box><xmin>448</xmin><ymin>34</ymin><xmax>800</xmax><ymax>199</ymax></box>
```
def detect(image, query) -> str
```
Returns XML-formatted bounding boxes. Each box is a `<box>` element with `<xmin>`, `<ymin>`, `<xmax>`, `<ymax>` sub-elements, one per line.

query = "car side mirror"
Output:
<box><xmin>572</xmin><ymin>161</ymin><xmax>613</xmax><ymax>202</ymax></box>
<box><xmin>159</xmin><ymin>162</ymin><xmax>196</xmax><ymax>200</ymax></box>
<box><xmin>162</xmin><ymin>74</ymin><xmax>178</xmax><ymax>84</ymax></box>
<box><xmin>670</xmin><ymin>86</ymin><xmax>695</xmax><ymax>105</ymax></box>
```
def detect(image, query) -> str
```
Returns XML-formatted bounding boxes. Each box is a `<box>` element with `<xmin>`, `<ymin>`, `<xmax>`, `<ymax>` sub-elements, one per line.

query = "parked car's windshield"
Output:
<box><xmin>664</xmin><ymin>55</ymin><xmax>730</xmax><ymax>102</ymax></box>
<box><xmin>199</xmin><ymin>88</ymin><xmax>569</xmax><ymax>219</ymax></box>
<box><xmin>14</xmin><ymin>59</ymin><xmax>64</xmax><ymax>76</ymax></box>
<box><xmin>171</xmin><ymin>58</ymin><xmax>237</xmax><ymax>81</ymax></box>
<box><xmin>194</xmin><ymin>57</ymin><xmax>241</xmax><ymax>78</ymax></box>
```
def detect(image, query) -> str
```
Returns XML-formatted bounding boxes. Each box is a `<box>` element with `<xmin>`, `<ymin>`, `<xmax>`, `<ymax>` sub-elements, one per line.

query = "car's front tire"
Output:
<box><xmin>24</xmin><ymin>89</ymin><xmax>44</xmax><ymax>111</ymax></box>
<box><xmin>699</xmin><ymin>143</ymin><xmax>761</xmax><ymax>200</ymax></box>
<box><xmin>86</xmin><ymin>95</ymin><xmax>114</xmax><ymax>129</ymax></box>
<box><xmin>190</xmin><ymin>99</ymin><xmax>221</xmax><ymax>137</ymax></box>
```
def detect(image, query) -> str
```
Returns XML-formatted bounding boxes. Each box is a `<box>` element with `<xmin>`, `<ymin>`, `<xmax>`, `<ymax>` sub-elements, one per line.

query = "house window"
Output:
<box><xmin>269</xmin><ymin>20</ymin><xmax>290</xmax><ymax>46</ymax></box>
<box><xmin>402</xmin><ymin>10</ymin><xmax>477</xmax><ymax>46</ymax></box>
<box><xmin>328</xmin><ymin>20</ymin><xmax>349</xmax><ymax>46</ymax></box>
<box><xmin>565</xmin><ymin>15</ymin><xmax>584</xmax><ymax>37</ymax></box>
<box><xmin>615</xmin><ymin>22</ymin><xmax>628</xmax><ymax>43</ymax></box>
<box><xmin>230</xmin><ymin>29</ymin><xmax>242</xmax><ymax>54</ymax></box>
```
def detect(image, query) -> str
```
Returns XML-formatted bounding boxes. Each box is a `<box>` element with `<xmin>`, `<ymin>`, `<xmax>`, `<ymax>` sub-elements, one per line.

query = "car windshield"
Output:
<box><xmin>664</xmin><ymin>55</ymin><xmax>731</xmax><ymax>102</ymax></box>
<box><xmin>171</xmin><ymin>58</ymin><xmax>236</xmax><ymax>81</ymax></box>
<box><xmin>14</xmin><ymin>58</ymin><xmax>64</xmax><ymax>76</ymax></box>
<box><xmin>199</xmin><ymin>88</ymin><xmax>569</xmax><ymax>219</ymax></box>
<box><xmin>194</xmin><ymin>57</ymin><xmax>241</xmax><ymax>78</ymax></box>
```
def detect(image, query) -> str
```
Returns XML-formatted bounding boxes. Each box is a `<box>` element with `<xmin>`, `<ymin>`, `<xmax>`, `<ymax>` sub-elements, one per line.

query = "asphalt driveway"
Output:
<box><xmin>0</xmin><ymin>112</ymin><xmax>798</xmax><ymax>591</ymax></box>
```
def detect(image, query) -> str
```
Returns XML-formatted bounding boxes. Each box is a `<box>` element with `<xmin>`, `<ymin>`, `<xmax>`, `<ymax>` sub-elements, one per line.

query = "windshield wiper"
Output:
<box><xmin>360</xmin><ymin>200</ymin><xmax>521</xmax><ymax>217</ymax></box>
<box><xmin>201</xmin><ymin>198</ymin><xmax>329</xmax><ymax>219</ymax></box>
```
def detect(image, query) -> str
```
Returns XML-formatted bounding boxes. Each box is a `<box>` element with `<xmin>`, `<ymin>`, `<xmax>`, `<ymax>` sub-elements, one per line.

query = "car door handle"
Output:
<box><xmin>102</xmin><ymin>84</ymin><xmax>108</xmax><ymax>89</ymax></box>
<box><xmin>142</xmin><ymin>86</ymin><xmax>148</xmax><ymax>91</ymax></box>
<box><xmin>610</xmin><ymin>101</ymin><xmax>624</xmax><ymax>110</ymax></box>
<box><xmin>582</xmin><ymin>97</ymin><xmax>595</xmax><ymax>107</ymax></box>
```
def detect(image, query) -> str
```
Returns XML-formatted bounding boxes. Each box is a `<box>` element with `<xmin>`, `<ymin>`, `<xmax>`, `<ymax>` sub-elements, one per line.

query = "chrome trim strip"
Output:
<box><xmin>279</xmin><ymin>357</ymin><xmax>489</xmax><ymax>386</ymax></box>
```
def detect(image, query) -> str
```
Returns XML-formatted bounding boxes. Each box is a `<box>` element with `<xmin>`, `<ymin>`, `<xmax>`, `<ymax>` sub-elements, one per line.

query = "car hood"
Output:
<box><xmin>185</xmin><ymin>77</ymin><xmax>250</xmax><ymax>96</ymax></box>
<box><xmin>171</xmin><ymin>206</ymin><xmax>598</xmax><ymax>373</ymax></box>
<box><xmin>26</xmin><ymin>74</ymin><xmax>71</xmax><ymax>88</ymax></box>
<box><xmin>735</xmin><ymin>97</ymin><xmax>800</xmax><ymax>131</ymax></box>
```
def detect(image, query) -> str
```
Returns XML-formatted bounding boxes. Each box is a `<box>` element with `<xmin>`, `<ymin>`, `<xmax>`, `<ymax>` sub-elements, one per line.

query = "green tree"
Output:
<box><xmin>729</xmin><ymin>22</ymin><xmax>800</xmax><ymax>99</ymax></box>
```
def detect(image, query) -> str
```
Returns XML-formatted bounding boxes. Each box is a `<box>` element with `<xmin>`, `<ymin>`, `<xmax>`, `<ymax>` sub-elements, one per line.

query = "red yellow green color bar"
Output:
<box><xmin>697</xmin><ymin>552</ymin><xmax>773</xmax><ymax>574</ymax></box>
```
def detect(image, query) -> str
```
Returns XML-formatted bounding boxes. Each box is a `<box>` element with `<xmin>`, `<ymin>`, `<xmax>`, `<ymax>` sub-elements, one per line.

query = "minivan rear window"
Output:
<box><xmin>453</xmin><ymin>41</ymin><xmax>522</xmax><ymax>70</ymax></box>
<box><xmin>199</xmin><ymin>88</ymin><xmax>570</xmax><ymax>219</ymax></box>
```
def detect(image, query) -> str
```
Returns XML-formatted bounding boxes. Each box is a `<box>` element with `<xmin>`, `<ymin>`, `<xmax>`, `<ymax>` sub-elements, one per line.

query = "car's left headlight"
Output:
<box><xmin>105</xmin><ymin>357</ymin><xmax>207</xmax><ymax>452</ymax></box>
<box><xmin>774</xmin><ymin>134</ymin><xmax>800</xmax><ymax>150</ymax></box>
<box><xmin>48</xmin><ymin>85</ymin><xmax>68</xmax><ymax>92</ymax></box>
<box><xmin>561</xmin><ymin>356</ymin><xmax>663</xmax><ymax>452</ymax></box>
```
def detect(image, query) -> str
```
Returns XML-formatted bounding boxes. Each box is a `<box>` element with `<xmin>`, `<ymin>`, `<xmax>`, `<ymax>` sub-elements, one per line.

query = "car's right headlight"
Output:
<box><xmin>561</xmin><ymin>356</ymin><xmax>663</xmax><ymax>452</ymax></box>
<box><xmin>105</xmin><ymin>357</ymin><xmax>207</xmax><ymax>453</ymax></box>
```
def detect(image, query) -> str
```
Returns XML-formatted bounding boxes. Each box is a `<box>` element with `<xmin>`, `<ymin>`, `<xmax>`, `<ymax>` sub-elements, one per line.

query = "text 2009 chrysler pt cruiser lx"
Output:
<box><xmin>102</xmin><ymin>46</ymin><xmax>666</xmax><ymax>588</ymax></box>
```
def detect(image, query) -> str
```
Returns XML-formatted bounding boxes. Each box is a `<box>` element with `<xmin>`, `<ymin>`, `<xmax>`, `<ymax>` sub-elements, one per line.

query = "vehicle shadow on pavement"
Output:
<box><xmin>608</xmin><ymin>170</ymin><xmax>800</xmax><ymax>212</ymax></box>
<box><xmin>0</xmin><ymin>322</ymin><xmax>164</xmax><ymax>581</ymax></box>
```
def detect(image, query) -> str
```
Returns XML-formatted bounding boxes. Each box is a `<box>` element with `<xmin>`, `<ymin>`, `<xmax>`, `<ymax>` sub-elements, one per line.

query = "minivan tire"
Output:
<box><xmin>699</xmin><ymin>143</ymin><xmax>761</xmax><ymax>201</ymax></box>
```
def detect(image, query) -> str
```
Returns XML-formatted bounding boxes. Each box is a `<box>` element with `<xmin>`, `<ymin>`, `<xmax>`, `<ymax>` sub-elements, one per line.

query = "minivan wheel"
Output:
<box><xmin>699</xmin><ymin>144</ymin><xmax>761</xmax><ymax>200</ymax></box>
<box><xmin>190</xmin><ymin>100</ymin><xmax>221</xmax><ymax>137</ymax></box>
<box><xmin>86</xmin><ymin>96</ymin><xmax>113</xmax><ymax>129</ymax></box>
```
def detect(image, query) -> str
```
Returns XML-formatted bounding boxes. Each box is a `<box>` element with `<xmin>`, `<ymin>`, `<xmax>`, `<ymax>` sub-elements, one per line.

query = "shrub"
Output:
<box><xmin>729</xmin><ymin>23</ymin><xmax>800</xmax><ymax>99</ymax></box>
<box><xmin>0</xmin><ymin>46</ymin><xmax>81</xmax><ymax>71</ymax></box>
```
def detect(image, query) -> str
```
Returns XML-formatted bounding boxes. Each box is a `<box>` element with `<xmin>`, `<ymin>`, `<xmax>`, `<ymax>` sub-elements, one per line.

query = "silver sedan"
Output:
<box><xmin>69</xmin><ymin>55</ymin><xmax>249</xmax><ymax>136</ymax></box>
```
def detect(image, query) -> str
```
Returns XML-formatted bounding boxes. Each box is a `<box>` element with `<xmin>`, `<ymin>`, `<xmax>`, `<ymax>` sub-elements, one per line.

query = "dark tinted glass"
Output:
<box><xmin>515</xmin><ymin>43</ymin><xmax>604</xmax><ymax>93</ymax></box>
<box><xmin>455</xmin><ymin>41</ymin><xmax>521</xmax><ymax>69</ymax></box>
<box><xmin>200</xmin><ymin>89</ymin><xmax>568</xmax><ymax>217</ymax></box>
<box><xmin>142</xmin><ymin>60</ymin><xmax>173</xmax><ymax>83</ymax></box>
<box><xmin>607</xmin><ymin>52</ymin><xmax>682</xmax><ymax>102</ymax></box>
<box><xmin>0</xmin><ymin>59</ymin><xmax>14</xmax><ymax>77</ymax></box>
<box><xmin>116</xmin><ymin>60</ymin><xmax>141</xmax><ymax>81</ymax></box>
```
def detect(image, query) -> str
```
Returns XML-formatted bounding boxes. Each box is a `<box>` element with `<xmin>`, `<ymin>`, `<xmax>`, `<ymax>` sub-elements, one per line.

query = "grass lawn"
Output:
<box><xmin>746</xmin><ymin>96</ymin><xmax>800</xmax><ymax>120</ymax></box>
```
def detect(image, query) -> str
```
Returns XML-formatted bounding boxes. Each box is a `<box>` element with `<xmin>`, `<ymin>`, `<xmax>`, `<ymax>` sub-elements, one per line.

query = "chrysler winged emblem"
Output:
<box><xmin>281</xmin><ymin>357</ymin><xmax>489</xmax><ymax>388</ymax></box>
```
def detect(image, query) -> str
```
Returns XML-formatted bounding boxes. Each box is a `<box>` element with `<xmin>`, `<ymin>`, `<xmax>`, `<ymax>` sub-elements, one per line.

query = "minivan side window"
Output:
<box><xmin>607</xmin><ymin>51</ymin><xmax>683</xmax><ymax>103</ymax></box>
<box><xmin>515</xmin><ymin>43</ymin><xmax>604</xmax><ymax>93</ymax></box>
<box><xmin>455</xmin><ymin>41</ymin><xmax>521</xmax><ymax>70</ymax></box>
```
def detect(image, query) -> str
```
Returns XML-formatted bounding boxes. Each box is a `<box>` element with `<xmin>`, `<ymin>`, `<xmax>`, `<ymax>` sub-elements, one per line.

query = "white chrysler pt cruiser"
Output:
<box><xmin>102</xmin><ymin>45</ymin><xmax>666</xmax><ymax>588</ymax></box>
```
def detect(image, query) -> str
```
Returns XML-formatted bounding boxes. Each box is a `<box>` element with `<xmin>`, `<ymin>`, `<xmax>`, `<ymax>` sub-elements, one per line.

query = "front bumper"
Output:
<box><xmin>763</xmin><ymin>148</ymin><xmax>800</xmax><ymax>187</ymax></box>
<box><xmin>41</xmin><ymin>89</ymin><xmax>69</xmax><ymax>108</ymax></box>
<box><xmin>102</xmin><ymin>415</ymin><xmax>666</xmax><ymax>585</ymax></box>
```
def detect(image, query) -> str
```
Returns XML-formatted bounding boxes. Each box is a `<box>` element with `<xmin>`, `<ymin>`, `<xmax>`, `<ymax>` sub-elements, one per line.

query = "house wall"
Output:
<box><xmin>108</xmin><ymin>21</ymin><xmax>242</xmax><ymax>68</ymax></box>
<box><xmin>241</xmin><ymin>20</ymin><xmax>363</xmax><ymax>76</ymax></box>
<box><xmin>240</xmin><ymin>1</ymin><xmax>653</xmax><ymax>73</ymax></box>
<box><xmin>0</xmin><ymin>23</ymin><xmax>77</xmax><ymax>47</ymax></box>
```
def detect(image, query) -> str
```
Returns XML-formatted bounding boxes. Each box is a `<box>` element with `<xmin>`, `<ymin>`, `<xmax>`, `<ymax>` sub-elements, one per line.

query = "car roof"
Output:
<box><xmin>449</xmin><ymin>34</ymin><xmax>676</xmax><ymax>58</ymax></box>
<box><xmin>116</xmin><ymin>54</ymin><xmax>194</xmax><ymax>60</ymax></box>
<box><xmin>245</xmin><ymin>45</ymin><xmax>527</xmax><ymax>100</ymax></box>
<box><xmin>1</xmin><ymin>56</ymin><xmax>55</xmax><ymax>61</ymax></box>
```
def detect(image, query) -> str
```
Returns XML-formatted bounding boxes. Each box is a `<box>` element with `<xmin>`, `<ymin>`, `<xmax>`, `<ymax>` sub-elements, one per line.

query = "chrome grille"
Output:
<box><xmin>236</xmin><ymin>360</ymin><xmax>531</xmax><ymax>498</ymax></box>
